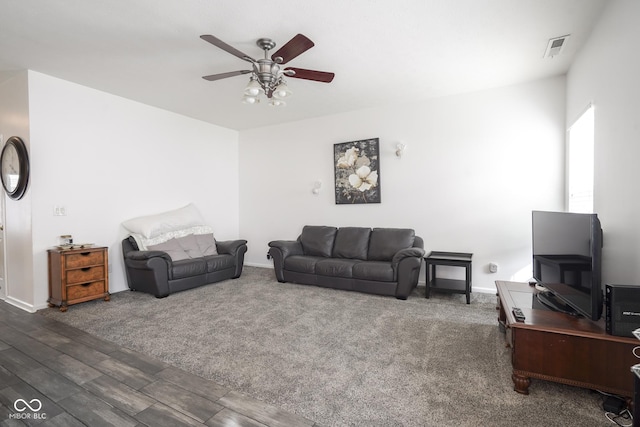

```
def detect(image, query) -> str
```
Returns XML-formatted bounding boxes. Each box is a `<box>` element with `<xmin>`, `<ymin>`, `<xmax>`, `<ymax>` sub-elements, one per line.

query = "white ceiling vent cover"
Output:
<box><xmin>544</xmin><ymin>35</ymin><xmax>570</xmax><ymax>58</ymax></box>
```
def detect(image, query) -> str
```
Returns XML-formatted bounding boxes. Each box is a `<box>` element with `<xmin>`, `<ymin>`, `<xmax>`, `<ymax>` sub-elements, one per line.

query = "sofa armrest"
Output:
<box><xmin>393</xmin><ymin>247</ymin><xmax>425</xmax><ymax>300</ymax></box>
<box><xmin>268</xmin><ymin>240</ymin><xmax>303</xmax><ymax>282</ymax></box>
<box><xmin>216</xmin><ymin>239</ymin><xmax>248</xmax><ymax>255</ymax></box>
<box><xmin>391</xmin><ymin>247</ymin><xmax>426</xmax><ymax>265</ymax></box>
<box><xmin>268</xmin><ymin>240</ymin><xmax>303</xmax><ymax>257</ymax></box>
<box><xmin>122</xmin><ymin>248</ymin><xmax>172</xmax><ymax>297</ymax></box>
<box><xmin>126</xmin><ymin>250</ymin><xmax>172</xmax><ymax>262</ymax></box>
<box><xmin>216</xmin><ymin>239</ymin><xmax>248</xmax><ymax>278</ymax></box>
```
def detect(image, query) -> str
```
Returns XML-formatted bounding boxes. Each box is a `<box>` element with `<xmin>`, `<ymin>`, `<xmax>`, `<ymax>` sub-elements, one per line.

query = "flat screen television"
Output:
<box><xmin>532</xmin><ymin>210</ymin><xmax>603</xmax><ymax>321</ymax></box>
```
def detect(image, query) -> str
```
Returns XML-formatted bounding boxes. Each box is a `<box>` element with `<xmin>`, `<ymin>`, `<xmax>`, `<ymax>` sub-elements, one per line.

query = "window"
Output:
<box><xmin>567</xmin><ymin>105</ymin><xmax>594</xmax><ymax>213</ymax></box>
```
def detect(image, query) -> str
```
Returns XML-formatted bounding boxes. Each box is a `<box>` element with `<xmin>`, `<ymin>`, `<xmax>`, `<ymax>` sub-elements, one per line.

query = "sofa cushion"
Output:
<box><xmin>173</xmin><ymin>234</ymin><xmax>201</xmax><ymax>259</ymax></box>
<box><xmin>284</xmin><ymin>255</ymin><xmax>323</xmax><ymax>274</ymax></box>
<box><xmin>316</xmin><ymin>258</ymin><xmax>359</xmax><ymax>278</ymax></box>
<box><xmin>299</xmin><ymin>226</ymin><xmax>337</xmax><ymax>257</ymax></box>
<box><xmin>146</xmin><ymin>233</ymin><xmax>219</xmax><ymax>261</ymax></box>
<box><xmin>353</xmin><ymin>261</ymin><xmax>395</xmax><ymax>282</ymax></box>
<box><xmin>174</xmin><ymin>233</ymin><xmax>218</xmax><ymax>257</ymax></box>
<box><xmin>195</xmin><ymin>233</ymin><xmax>218</xmax><ymax>256</ymax></box>
<box><xmin>147</xmin><ymin>238</ymin><xmax>190</xmax><ymax>261</ymax></box>
<box><xmin>204</xmin><ymin>254</ymin><xmax>235</xmax><ymax>272</ymax></box>
<box><xmin>367</xmin><ymin>228</ymin><xmax>415</xmax><ymax>261</ymax></box>
<box><xmin>171</xmin><ymin>258</ymin><xmax>207</xmax><ymax>279</ymax></box>
<box><xmin>332</xmin><ymin>227</ymin><xmax>371</xmax><ymax>260</ymax></box>
<box><xmin>127</xmin><ymin>236</ymin><xmax>139</xmax><ymax>251</ymax></box>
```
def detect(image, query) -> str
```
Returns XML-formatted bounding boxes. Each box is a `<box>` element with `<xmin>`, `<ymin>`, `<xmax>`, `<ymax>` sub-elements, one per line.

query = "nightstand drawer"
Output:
<box><xmin>66</xmin><ymin>266</ymin><xmax>105</xmax><ymax>284</ymax></box>
<box><xmin>67</xmin><ymin>281</ymin><xmax>106</xmax><ymax>300</ymax></box>
<box><xmin>65</xmin><ymin>251</ymin><xmax>104</xmax><ymax>269</ymax></box>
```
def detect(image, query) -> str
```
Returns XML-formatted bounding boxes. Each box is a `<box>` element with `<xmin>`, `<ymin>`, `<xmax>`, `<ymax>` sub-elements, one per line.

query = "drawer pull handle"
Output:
<box><xmin>81</xmin><ymin>267</ymin><xmax>91</xmax><ymax>271</ymax></box>
<box><xmin>80</xmin><ymin>283</ymin><xmax>92</xmax><ymax>287</ymax></box>
<box><xmin>80</xmin><ymin>252</ymin><xmax>91</xmax><ymax>256</ymax></box>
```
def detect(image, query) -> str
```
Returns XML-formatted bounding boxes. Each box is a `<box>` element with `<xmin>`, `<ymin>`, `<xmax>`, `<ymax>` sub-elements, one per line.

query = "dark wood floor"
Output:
<box><xmin>0</xmin><ymin>301</ymin><xmax>318</xmax><ymax>427</ymax></box>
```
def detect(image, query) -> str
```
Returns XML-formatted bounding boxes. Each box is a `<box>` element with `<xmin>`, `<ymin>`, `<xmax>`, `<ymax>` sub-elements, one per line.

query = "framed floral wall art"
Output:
<box><xmin>334</xmin><ymin>138</ymin><xmax>381</xmax><ymax>204</ymax></box>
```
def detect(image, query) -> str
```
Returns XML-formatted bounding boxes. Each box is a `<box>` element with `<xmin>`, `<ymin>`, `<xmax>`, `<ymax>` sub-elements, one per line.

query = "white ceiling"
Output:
<box><xmin>0</xmin><ymin>0</ymin><xmax>606</xmax><ymax>131</ymax></box>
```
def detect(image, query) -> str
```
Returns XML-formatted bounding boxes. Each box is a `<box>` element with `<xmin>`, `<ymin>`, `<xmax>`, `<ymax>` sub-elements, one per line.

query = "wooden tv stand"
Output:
<box><xmin>496</xmin><ymin>280</ymin><xmax>638</xmax><ymax>397</ymax></box>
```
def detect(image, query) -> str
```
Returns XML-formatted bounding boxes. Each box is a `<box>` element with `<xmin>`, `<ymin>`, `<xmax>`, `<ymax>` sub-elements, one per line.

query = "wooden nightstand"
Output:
<box><xmin>47</xmin><ymin>246</ymin><xmax>110</xmax><ymax>312</ymax></box>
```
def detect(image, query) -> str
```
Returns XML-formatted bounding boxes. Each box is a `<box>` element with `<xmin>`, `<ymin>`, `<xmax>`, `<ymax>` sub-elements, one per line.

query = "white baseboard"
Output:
<box><xmin>245</xmin><ymin>262</ymin><xmax>272</xmax><ymax>269</ymax></box>
<box><xmin>5</xmin><ymin>296</ymin><xmax>38</xmax><ymax>313</ymax></box>
<box><xmin>470</xmin><ymin>286</ymin><xmax>497</xmax><ymax>295</ymax></box>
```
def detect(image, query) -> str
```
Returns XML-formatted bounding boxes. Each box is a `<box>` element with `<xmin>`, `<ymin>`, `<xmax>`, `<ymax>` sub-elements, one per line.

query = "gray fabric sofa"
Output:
<box><xmin>268</xmin><ymin>226</ymin><xmax>425</xmax><ymax>299</ymax></box>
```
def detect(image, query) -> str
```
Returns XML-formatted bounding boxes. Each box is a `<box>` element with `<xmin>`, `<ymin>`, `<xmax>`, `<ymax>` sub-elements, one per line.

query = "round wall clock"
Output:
<box><xmin>1</xmin><ymin>136</ymin><xmax>30</xmax><ymax>200</ymax></box>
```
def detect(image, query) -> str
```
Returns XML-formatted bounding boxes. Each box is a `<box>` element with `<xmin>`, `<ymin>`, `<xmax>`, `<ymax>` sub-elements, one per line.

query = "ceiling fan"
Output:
<box><xmin>200</xmin><ymin>33</ymin><xmax>335</xmax><ymax>106</ymax></box>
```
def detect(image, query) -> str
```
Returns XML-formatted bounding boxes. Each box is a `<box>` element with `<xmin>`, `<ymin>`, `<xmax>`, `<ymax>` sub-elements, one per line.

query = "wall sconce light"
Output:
<box><xmin>395</xmin><ymin>143</ymin><xmax>406</xmax><ymax>158</ymax></box>
<box><xmin>312</xmin><ymin>181</ymin><xmax>322</xmax><ymax>195</ymax></box>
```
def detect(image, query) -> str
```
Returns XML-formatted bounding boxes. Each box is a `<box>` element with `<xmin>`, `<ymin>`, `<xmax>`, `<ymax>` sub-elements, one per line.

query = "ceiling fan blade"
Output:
<box><xmin>285</xmin><ymin>67</ymin><xmax>335</xmax><ymax>83</ymax></box>
<box><xmin>271</xmin><ymin>34</ymin><xmax>314</xmax><ymax>64</ymax></box>
<box><xmin>200</xmin><ymin>35</ymin><xmax>255</xmax><ymax>62</ymax></box>
<box><xmin>202</xmin><ymin>70</ymin><xmax>251</xmax><ymax>81</ymax></box>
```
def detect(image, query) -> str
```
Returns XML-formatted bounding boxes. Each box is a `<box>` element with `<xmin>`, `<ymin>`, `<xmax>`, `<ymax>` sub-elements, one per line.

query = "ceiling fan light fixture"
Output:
<box><xmin>273</xmin><ymin>81</ymin><xmax>292</xmax><ymax>99</ymax></box>
<box><xmin>269</xmin><ymin>98</ymin><xmax>286</xmax><ymax>107</ymax></box>
<box><xmin>244</xmin><ymin>78</ymin><xmax>261</xmax><ymax>96</ymax></box>
<box><xmin>242</xmin><ymin>94</ymin><xmax>259</xmax><ymax>104</ymax></box>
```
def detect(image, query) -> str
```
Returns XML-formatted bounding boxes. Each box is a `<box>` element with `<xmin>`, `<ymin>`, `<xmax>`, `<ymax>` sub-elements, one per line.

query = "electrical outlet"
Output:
<box><xmin>53</xmin><ymin>206</ymin><xmax>67</xmax><ymax>216</ymax></box>
<box><xmin>489</xmin><ymin>262</ymin><xmax>499</xmax><ymax>273</ymax></box>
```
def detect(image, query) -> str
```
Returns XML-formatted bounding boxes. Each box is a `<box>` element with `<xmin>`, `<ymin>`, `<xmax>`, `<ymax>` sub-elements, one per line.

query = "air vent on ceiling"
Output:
<box><xmin>544</xmin><ymin>35</ymin><xmax>570</xmax><ymax>58</ymax></box>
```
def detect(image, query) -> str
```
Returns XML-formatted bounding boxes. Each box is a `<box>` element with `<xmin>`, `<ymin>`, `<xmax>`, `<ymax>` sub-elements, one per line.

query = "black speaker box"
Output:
<box><xmin>605</xmin><ymin>284</ymin><xmax>640</xmax><ymax>338</ymax></box>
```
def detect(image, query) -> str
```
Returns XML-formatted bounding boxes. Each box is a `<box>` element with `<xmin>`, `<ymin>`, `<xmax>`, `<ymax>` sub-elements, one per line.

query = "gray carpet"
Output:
<box><xmin>40</xmin><ymin>267</ymin><xmax>607</xmax><ymax>426</ymax></box>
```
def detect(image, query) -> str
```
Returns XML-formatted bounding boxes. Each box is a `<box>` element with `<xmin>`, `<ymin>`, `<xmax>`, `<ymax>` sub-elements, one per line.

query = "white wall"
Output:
<box><xmin>567</xmin><ymin>0</ymin><xmax>640</xmax><ymax>286</ymax></box>
<box><xmin>23</xmin><ymin>71</ymin><xmax>240</xmax><ymax>310</ymax></box>
<box><xmin>0</xmin><ymin>71</ymin><xmax>34</xmax><ymax>310</ymax></box>
<box><xmin>239</xmin><ymin>76</ymin><xmax>567</xmax><ymax>292</ymax></box>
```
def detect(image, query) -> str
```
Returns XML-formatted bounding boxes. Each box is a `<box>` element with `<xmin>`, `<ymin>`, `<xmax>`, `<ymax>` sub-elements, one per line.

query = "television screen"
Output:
<box><xmin>532</xmin><ymin>210</ymin><xmax>603</xmax><ymax>321</ymax></box>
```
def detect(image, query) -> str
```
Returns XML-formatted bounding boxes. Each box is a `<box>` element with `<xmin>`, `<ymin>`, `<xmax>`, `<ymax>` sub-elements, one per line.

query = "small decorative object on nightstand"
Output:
<box><xmin>47</xmin><ymin>245</ymin><xmax>110</xmax><ymax>312</ymax></box>
<box><xmin>424</xmin><ymin>251</ymin><xmax>473</xmax><ymax>304</ymax></box>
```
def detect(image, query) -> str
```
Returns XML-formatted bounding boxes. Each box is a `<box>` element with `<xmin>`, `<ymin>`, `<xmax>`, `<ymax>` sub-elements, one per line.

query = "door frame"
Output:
<box><xmin>0</xmin><ymin>133</ymin><xmax>6</xmax><ymax>301</ymax></box>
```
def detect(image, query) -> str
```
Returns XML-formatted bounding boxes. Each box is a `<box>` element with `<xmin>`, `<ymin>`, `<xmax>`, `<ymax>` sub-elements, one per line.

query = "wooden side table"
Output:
<box><xmin>48</xmin><ymin>246</ymin><xmax>110</xmax><ymax>312</ymax></box>
<box><xmin>424</xmin><ymin>251</ymin><xmax>473</xmax><ymax>304</ymax></box>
